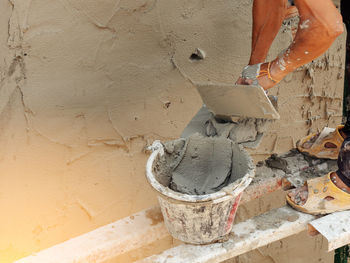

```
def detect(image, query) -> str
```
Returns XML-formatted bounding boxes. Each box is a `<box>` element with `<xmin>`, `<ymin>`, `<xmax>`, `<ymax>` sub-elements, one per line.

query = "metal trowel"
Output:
<box><xmin>195</xmin><ymin>83</ymin><xmax>280</xmax><ymax>120</ymax></box>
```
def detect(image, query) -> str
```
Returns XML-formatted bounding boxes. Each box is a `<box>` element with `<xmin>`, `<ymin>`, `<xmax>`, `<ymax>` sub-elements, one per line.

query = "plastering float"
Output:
<box><xmin>195</xmin><ymin>83</ymin><xmax>280</xmax><ymax>120</ymax></box>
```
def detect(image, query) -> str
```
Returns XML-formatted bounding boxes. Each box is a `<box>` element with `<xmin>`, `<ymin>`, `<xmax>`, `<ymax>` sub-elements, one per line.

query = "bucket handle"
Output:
<box><xmin>147</xmin><ymin>140</ymin><xmax>164</xmax><ymax>156</ymax></box>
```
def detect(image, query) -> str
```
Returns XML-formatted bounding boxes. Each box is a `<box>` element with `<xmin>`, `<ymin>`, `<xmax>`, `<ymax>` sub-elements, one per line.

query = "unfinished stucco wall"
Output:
<box><xmin>0</xmin><ymin>0</ymin><xmax>345</xmax><ymax>262</ymax></box>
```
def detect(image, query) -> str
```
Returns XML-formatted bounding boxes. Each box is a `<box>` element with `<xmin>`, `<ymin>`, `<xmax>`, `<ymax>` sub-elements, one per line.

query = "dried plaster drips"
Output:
<box><xmin>153</xmin><ymin>133</ymin><xmax>251</xmax><ymax>195</ymax></box>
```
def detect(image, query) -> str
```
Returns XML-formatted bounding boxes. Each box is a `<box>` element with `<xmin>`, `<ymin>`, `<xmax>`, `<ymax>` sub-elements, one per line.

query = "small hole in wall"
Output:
<box><xmin>163</xmin><ymin>101</ymin><xmax>171</xmax><ymax>109</ymax></box>
<box><xmin>189</xmin><ymin>48</ymin><xmax>205</xmax><ymax>61</ymax></box>
<box><xmin>190</xmin><ymin>53</ymin><xmax>202</xmax><ymax>61</ymax></box>
<box><xmin>24</xmin><ymin>53</ymin><xmax>27</xmax><ymax>56</ymax></box>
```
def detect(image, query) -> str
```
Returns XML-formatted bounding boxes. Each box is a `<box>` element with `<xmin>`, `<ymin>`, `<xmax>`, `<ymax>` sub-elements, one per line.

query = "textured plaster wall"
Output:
<box><xmin>0</xmin><ymin>0</ymin><xmax>345</xmax><ymax>262</ymax></box>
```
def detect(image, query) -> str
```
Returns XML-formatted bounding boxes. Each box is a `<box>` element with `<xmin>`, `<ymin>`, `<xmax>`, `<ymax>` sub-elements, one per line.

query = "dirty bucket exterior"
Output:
<box><xmin>146</xmin><ymin>141</ymin><xmax>254</xmax><ymax>245</ymax></box>
<box><xmin>158</xmin><ymin>193</ymin><xmax>242</xmax><ymax>244</ymax></box>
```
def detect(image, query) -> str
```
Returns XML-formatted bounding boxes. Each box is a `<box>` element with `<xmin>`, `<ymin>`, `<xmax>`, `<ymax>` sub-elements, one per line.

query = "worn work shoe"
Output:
<box><xmin>297</xmin><ymin>125</ymin><xmax>345</xmax><ymax>160</ymax></box>
<box><xmin>287</xmin><ymin>172</ymin><xmax>350</xmax><ymax>215</ymax></box>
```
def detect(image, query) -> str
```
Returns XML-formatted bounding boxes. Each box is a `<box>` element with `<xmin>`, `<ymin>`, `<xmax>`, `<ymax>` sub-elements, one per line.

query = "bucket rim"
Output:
<box><xmin>146</xmin><ymin>141</ymin><xmax>255</xmax><ymax>203</ymax></box>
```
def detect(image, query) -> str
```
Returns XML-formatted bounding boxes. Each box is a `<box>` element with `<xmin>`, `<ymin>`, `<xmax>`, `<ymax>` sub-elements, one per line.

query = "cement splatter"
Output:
<box><xmin>299</xmin><ymin>19</ymin><xmax>310</xmax><ymax>29</ymax></box>
<box><xmin>145</xmin><ymin>207</ymin><xmax>164</xmax><ymax>226</ymax></box>
<box><xmin>252</xmin><ymin>208</ymin><xmax>300</xmax><ymax>231</ymax></box>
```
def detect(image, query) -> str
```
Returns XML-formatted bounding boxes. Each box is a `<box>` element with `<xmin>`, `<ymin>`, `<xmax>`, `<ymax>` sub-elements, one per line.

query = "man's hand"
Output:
<box><xmin>235</xmin><ymin>63</ymin><xmax>278</xmax><ymax>90</ymax></box>
<box><xmin>235</xmin><ymin>77</ymin><xmax>254</xmax><ymax>86</ymax></box>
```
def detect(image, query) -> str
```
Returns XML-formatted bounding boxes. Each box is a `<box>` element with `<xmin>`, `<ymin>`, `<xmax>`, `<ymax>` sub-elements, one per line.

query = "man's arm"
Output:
<box><xmin>238</xmin><ymin>0</ymin><xmax>343</xmax><ymax>90</ymax></box>
<box><xmin>249</xmin><ymin>0</ymin><xmax>287</xmax><ymax>65</ymax></box>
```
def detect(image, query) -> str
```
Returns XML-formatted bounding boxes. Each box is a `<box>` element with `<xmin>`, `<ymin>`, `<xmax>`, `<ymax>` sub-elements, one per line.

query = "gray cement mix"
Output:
<box><xmin>156</xmin><ymin>105</ymin><xmax>271</xmax><ymax>196</ymax></box>
<box><xmin>206</xmin><ymin>116</ymin><xmax>272</xmax><ymax>144</ymax></box>
<box><xmin>170</xmin><ymin>134</ymin><xmax>233</xmax><ymax>195</ymax></box>
<box><xmin>154</xmin><ymin>134</ymin><xmax>249</xmax><ymax>195</ymax></box>
<box><xmin>181</xmin><ymin>105</ymin><xmax>272</xmax><ymax>148</ymax></box>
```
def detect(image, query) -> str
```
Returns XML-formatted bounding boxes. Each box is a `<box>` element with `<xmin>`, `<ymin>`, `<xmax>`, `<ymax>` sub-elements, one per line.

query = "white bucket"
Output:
<box><xmin>146</xmin><ymin>140</ymin><xmax>255</xmax><ymax>244</ymax></box>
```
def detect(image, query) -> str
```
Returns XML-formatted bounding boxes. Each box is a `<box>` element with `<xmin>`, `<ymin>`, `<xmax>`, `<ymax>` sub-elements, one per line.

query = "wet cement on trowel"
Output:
<box><xmin>206</xmin><ymin>116</ymin><xmax>272</xmax><ymax>144</ymax></box>
<box><xmin>181</xmin><ymin>105</ymin><xmax>273</xmax><ymax>148</ymax></box>
<box><xmin>154</xmin><ymin>134</ymin><xmax>244</xmax><ymax>195</ymax></box>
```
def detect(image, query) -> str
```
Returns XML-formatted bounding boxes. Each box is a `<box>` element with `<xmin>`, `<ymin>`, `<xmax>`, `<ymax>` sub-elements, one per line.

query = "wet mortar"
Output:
<box><xmin>153</xmin><ymin>133</ymin><xmax>252</xmax><ymax>195</ymax></box>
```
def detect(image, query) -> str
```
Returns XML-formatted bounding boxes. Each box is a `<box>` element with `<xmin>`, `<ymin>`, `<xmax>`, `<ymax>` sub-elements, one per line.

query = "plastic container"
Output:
<box><xmin>146</xmin><ymin>141</ymin><xmax>255</xmax><ymax>244</ymax></box>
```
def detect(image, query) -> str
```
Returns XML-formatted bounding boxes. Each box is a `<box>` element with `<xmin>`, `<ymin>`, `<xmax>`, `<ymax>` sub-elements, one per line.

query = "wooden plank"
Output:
<box><xmin>14</xmin><ymin>207</ymin><xmax>168</xmax><ymax>263</ymax></box>
<box><xmin>14</xmin><ymin>174</ymin><xmax>284</xmax><ymax>263</ymax></box>
<box><xmin>138</xmin><ymin>206</ymin><xmax>315</xmax><ymax>263</ymax></box>
<box><xmin>309</xmin><ymin>210</ymin><xmax>350</xmax><ymax>251</ymax></box>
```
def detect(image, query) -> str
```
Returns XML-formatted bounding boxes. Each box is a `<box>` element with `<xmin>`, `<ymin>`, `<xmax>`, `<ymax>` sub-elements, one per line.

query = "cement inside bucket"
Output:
<box><xmin>152</xmin><ymin>133</ymin><xmax>253</xmax><ymax>195</ymax></box>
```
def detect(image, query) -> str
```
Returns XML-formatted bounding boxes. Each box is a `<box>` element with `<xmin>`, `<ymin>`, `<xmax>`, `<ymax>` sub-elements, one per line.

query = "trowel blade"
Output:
<box><xmin>195</xmin><ymin>83</ymin><xmax>280</xmax><ymax>120</ymax></box>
